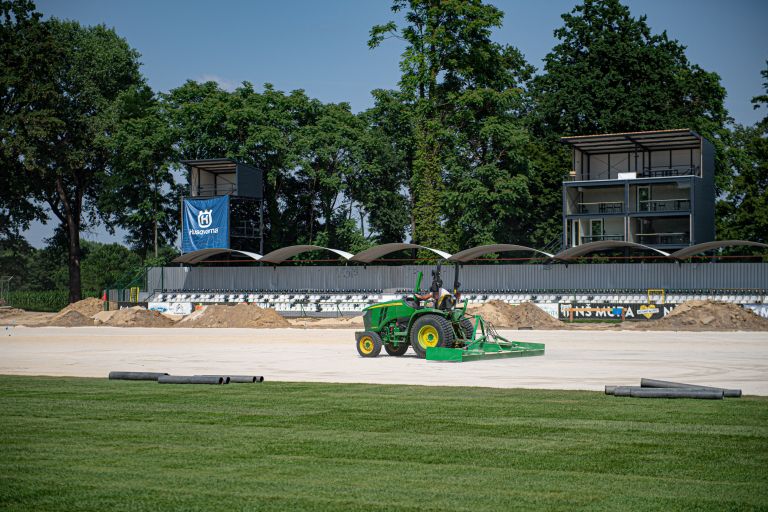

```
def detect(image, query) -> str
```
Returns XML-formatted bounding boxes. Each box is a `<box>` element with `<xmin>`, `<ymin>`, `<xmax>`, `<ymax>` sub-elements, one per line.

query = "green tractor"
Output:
<box><xmin>355</xmin><ymin>263</ymin><xmax>545</xmax><ymax>362</ymax></box>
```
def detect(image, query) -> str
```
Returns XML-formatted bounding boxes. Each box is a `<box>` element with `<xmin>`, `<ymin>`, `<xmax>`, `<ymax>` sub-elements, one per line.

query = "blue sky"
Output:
<box><xmin>26</xmin><ymin>0</ymin><xmax>768</xmax><ymax>247</ymax></box>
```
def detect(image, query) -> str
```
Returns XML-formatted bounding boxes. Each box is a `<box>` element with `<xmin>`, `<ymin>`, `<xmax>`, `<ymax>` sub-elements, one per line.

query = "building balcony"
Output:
<box><xmin>575</xmin><ymin>201</ymin><xmax>624</xmax><ymax>215</ymax></box>
<box><xmin>193</xmin><ymin>184</ymin><xmax>237</xmax><ymax>197</ymax></box>
<box><xmin>567</xmin><ymin>165</ymin><xmax>700</xmax><ymax>182</ymax></box>
<box><xmin>580</xmin><ymin>234</ymin><xmax>624</xmax><ymax>243</ymax></box>
<box><xmin>637</xmin><ymin>199</ymin><xmax>690</xmax><ymax>213</ymax></box>
<box><xmin>634</xmin><ymin>233</ymin><xmax>690</xmax><ymax>245</ymax></box>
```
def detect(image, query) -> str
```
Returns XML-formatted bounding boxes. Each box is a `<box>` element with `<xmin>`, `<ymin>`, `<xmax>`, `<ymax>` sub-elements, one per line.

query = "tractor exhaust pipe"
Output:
<box><xmin>158</xmin><ymin>375</ymin><xmax>226</xmax><ymax>385</ymax></box>
<box><xmin>608</xmin><ymin>386</ymin><xmax>723</xmax><ymax>399</ymax></box>
<box><xmin>640</xmin><ymin>378</ymin><xmax>741</xmax><ymax>398</ymax></box>
<box><xmin>109</xmin><ymin>371</ymin><xmax>168</xmax><ymax>381</ymax></box>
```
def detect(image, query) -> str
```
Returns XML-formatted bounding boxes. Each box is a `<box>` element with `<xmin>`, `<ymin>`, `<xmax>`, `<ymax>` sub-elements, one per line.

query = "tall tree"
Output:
<box><xmin>99</xmin><ymin>85</ymin><xmax>179</xmax><ymax>259</ymax></box>
<box><xmin>0</xmin><ymin>0</ymin><xmax>53</xmax><ymax>241</ymax></box>
<box><xmin>370</xmin><ymin>0</ymin><xmax>534</xmax><ymax>250</ymax></box>
<box><xmin>717</xmin><ymin>63</ymin><xmax>768</xmax><ymax>243</ymax></box>
<box><xmin>2</xmin><ymin>4</ymin><xmax>144</xmax><ymax>302</ymax></box>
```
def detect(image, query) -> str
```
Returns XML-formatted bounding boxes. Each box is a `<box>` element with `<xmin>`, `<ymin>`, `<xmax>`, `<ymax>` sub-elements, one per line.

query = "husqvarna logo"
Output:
<box><xmin>198</xmin><ymin>209</ymin><xmax>213</xmax><ymax>228</ymax></box>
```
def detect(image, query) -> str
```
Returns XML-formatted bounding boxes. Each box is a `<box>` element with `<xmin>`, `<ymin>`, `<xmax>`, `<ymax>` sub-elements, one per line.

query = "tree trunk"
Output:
<box><xmin>66</xmin><ymin>219</ymin><xmax>82</xmax><ymax>303</ymax></box>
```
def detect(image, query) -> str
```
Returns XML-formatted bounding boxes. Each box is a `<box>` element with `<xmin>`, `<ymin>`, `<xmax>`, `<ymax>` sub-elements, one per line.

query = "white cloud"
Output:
<box><xmin>198</xmin><ymin>74</ymin><xmax>237</xmax><ymax>92</ymax></box>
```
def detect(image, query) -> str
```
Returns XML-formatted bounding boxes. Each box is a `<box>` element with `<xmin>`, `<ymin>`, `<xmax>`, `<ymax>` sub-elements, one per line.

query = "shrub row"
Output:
<box><xmin>6</xmin><ymin>290</ymin><xmax>100</xmax><ymax>312</ymax></box>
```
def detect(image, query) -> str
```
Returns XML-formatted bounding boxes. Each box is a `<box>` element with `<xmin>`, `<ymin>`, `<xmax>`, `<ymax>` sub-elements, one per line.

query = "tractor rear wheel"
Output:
<box><xmin>409</xmin><ymin>314</ymin><xmax>455</xmax><ymax>358</ymax></box>
<box><xmin>357</xmin><ymin>332</ymin><xmax>383</xmax><ymax>358</ymax></box>
<box><xmin>460</xmin><ymin>318</ymin><xmax>474</xmax><ymax>340</ymax></box>
<box><xmin>384</xmin><ymin>342</ymin><xmax>409</xmax><ymax>356</ymax></box>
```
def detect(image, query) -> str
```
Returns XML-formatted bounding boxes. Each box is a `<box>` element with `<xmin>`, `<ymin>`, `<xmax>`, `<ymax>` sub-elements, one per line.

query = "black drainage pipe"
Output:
<box><xmin>197</xmin><ymin>375</ymin><xmax>264</xmax><ymax>383</ymax></box>
<box><xmin>611</xmin><ymin>386</ymin><xmax>723</xmax><ymax>399</ymax></box>
<box><xmin>641</xmin><ymin>378</ymin><xmax>741</xmax><ymax>398</ymax></box>
<box><xmin>109</xmin><ymin>371</ymin><xmax>168</xmax><ymax>381</ymax></box>
<box><xmin>158</xmin><ymin>376</ymin><xmax>225</xmax><ymax>385</ymax></box>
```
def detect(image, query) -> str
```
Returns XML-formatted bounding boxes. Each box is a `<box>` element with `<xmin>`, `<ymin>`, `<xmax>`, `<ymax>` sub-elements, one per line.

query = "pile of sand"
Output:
<box><xmin>58</xmin><ymin>297</ymin><xmax>104</xmax><ymax>317</ymax></box>
<box><xmin>102</xmin><ymin>306</ymin><xmax>176</xmax><ymax>328</ymax></box>
<box><xmin>288</xmin><ymin>316</ymin><xmax>364</xmax><ymax>329</ymax></box>
<box><xmin>48</xmin><ymin>309</ymin><xmax>94</xmax><ymax>327</ymax></box>
<box><xmin>636</xmin><ymin>300</ymin><xmax>768</xmax><ymax>331</ymax></box>
<box><xmin>467</xmin><ymin>300</ymin><xmax>565</xmax><ymax>330</ymax></box>
<box><xmin>0</xmin><ymin>307</ymin><xmax>26</xmax><ymax>317</ymax></box>
<box><xmin>177</xmin><ymin>303</ymin><xmax>290</xmax><ymax>328</ymax></box>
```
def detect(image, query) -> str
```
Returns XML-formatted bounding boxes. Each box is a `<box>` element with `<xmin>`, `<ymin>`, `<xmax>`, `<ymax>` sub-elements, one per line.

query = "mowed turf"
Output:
<box><xmin>0</xmin><ymin>376</ymin><xmax>766</xmax><ymax>511</ymax></box>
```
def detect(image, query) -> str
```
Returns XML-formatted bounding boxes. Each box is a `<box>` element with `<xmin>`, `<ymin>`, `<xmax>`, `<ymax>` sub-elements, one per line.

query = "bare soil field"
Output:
<box><xmin>1</xmin><ymin>326</ymin><xmax>766</xmax><ymax>395</ymax></box>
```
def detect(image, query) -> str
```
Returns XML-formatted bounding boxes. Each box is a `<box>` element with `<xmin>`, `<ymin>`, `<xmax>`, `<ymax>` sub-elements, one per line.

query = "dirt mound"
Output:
<box><xmin>104</xmin><ymin>306</ymin><xmax>176</xmax><ymax>328</ymax></box>
<box><xmin>57</xmin><ymin>297</ymin><xmax>104</xmax><ymax>317</ymax></box>
<box><xmin>288</xmin><ymin>316</ymin><xmax>364</xmax><ymax>329</ymax></box>
<box><xmin>637</xmin><ymin>300</ymin><xmax>768</xmax><ymax>331</ymax></box>
<box><xmin>177</xmin><ymin>303</ymin><xmax>290</xmax><ymax>328</ymax></box>
<box><xmin>467</xmin><ymin>300</ymin><xmax>565</xmax><ymax>330</ymax></box>
<box><xmin>48</xmin><ymin>309</ymin><xmax>94</xmax><ymax>327</ymax></box>
<box><xmin>0</xmin><ymin>307</ymin><xmax>26</xmax><ymax>317</ymax></box>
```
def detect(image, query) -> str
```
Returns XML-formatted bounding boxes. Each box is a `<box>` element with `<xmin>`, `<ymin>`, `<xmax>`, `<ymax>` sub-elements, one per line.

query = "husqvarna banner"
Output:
<box><xmin>181</xmin><ymin>196</ymin><xmax>229</xmax><ymax>253</ymax></box>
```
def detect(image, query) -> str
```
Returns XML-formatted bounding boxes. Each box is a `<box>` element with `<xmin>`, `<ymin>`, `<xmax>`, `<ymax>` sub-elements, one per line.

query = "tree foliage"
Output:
<box><xmin>717</xmin><ymin>63</ymin><xmax>768</xmax><ymax>243</ymax></box>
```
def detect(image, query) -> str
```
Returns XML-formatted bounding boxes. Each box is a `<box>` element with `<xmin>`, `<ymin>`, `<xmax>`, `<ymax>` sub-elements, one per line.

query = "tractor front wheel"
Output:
<box><xmin>409</xmin><ymin>314</ymin><xmax>455</xmax><ymax>358</ymax></box>
<box><xmin>384</xmin><ymin>342</ymin><xmax>409</xmax><ymax>356</ymax></box>
<box><xmin>356</xmin><ymin>332</ymin><xmax>383</xmax><ymax>358</ymax></box>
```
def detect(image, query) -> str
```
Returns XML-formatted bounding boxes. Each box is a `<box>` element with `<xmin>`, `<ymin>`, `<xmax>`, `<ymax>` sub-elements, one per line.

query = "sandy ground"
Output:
<box><xmin>1</xmin><ymin>326</ymin><xmax>767</xmax><ymax>395</ymax></box>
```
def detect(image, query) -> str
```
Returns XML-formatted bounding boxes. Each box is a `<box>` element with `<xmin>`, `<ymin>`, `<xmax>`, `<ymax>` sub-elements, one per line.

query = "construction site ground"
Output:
<box><xmin>1</xmin><ymin>326</ymin><xmax>766</xmax><ymax>395</ymax></box>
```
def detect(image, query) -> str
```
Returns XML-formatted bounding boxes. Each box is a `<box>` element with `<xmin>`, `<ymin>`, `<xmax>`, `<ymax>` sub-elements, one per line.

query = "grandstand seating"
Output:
<box><xmin>146</xmin><ymin>288</ymin><xmax>766</xmax><ymax>317</ymax></box>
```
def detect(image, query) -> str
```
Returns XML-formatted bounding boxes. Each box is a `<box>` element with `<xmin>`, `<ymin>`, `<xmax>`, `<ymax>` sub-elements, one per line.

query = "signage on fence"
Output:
<box><xmin>535</xmin><ymin>303</ymin><xmax>559</xmax><ymax>319</ymax></box>
<box><xmin>181</xmin><ymin>195</ymin><xmax>229</xmax><ymax>253</ymax></box>
<box><xmin>559</xmin><ymin>303</ymin><xmax>677</xmax><ymax>321</ymax></box>
<box><xmin>148</xmin><ymin>302</ymin><xmax>193</xmax><ymax>315</ymax></box>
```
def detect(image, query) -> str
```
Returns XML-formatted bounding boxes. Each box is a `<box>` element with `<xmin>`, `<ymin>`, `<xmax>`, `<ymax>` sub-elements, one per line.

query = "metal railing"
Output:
<box><xmin>193</xmin><ymin>184</ymin><xmax>236</xmax><ymax>196</ymax></box>
<box><xmin>638</xmin><ymin>199</ymin><xmax>691</xmax><ymax>212</ymax></box>
<box><xmin>576</xmin><ymin>201</ymin><xmax>624</xmax><ymax>214</ymax></box>
<box><xmin>568</xmin><ymin>165</ymin><xmax>700</xmax><ymax>181</ymax></box>
<box><xmin>634</xmin><ymin>233</ymin><xmax>690</xmax><ymax>245</ymax></box>
<box><xmin>580</xmin><ymin>235</ymin><xmax>624</xmax><ymax>243</ymax></box>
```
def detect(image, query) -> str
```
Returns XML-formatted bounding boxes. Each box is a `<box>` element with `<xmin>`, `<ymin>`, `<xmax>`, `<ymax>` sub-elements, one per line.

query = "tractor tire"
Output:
<box><xmin>356</xmin><ymin>332</ymin><xmax>383</xmax><ymax>358</ymax></box>
<box><xmin>460</xmin><ymin>318</ymin><xmax>475</xmax><ymax>340</ymax></box>
<box><xmin>384</xmin><ymin>342</ymin><xmax>409</xmax><ymax>356</ymax></box>
<box><xmin>409</xmin><ymin>314</ymin><xmax>455</xmax><ymax>358</ymax></box>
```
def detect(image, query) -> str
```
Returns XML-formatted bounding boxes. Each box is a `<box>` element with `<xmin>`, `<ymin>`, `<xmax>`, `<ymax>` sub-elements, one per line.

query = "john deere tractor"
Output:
<box><xmin>355</xmin><ymin>263</ymin><xmax>544</xmax><ymax>362</ymax></box>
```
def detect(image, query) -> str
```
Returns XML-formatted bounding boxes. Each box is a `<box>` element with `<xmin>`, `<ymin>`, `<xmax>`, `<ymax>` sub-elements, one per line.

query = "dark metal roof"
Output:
<box><xmin>180</xmin><ymin>158</ymin><xmax>261</xmax><ymax>175</ymax></box>
<box><xmin>259</xmin><ymin>245</ymin><xmax>354</xmax><ymax>264</ymax></box>
<box><xmin>449</xmin><ymin>244</ymin><xmax>553</xmax><ymax>262</ymax></box>
<box><xmin>350</xmin><ymin>243</ymin><xmax>451</xmax><ymax>263</ymax></box>
<box><xmin>669</xmin><ymin>240</ymin><xmax>768</xmax><ymax>260</ymax></box>
<box><xmin>561</xmin><ymin>129</ymin><xmax>702</xmax><ymax>153</ymax></box>
<box><xmin>172</xmin><ymin>248</ymin><xmax>262</xmax><ymax>264</ymax></box>
<box><xmin>552</xmin><ymin>241</ymin><xmax>670</xmax><ymax>261</ymax></box>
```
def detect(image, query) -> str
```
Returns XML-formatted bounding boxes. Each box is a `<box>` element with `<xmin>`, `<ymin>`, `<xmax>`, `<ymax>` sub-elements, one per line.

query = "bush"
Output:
<box><xmin>8</xmin><ymin>290</ymin><xmax>100</xmax><ymax>312</ymax></box>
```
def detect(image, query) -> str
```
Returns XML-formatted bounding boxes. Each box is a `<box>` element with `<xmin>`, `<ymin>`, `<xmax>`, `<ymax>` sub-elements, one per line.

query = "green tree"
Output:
<box><xmin>717</xmin><ymin>63</ymin><xmax>768</xmax><ymax>243</ymax></box>
<box><xmin>0</xmin><ymin>0</ymin><xmax>54</xmax><ymax>241</ymax></box>
<box><xmin>163</xmin><ymin>81</ymin><xmax>370</xmax><ymax>253</ymax></box>
<box><xmin>2</xmin><ymin>5</ymin><xmax>145</xmax><ymax>302</ymax></box>
<box><xmin>370</xmin><ymin>0</ymin><xmax>535</xmax><ymax>250</ymax></box>
<box><xmin>100</xmin><ymin>85</ymin><xmax>180</xmax><ymax>259</ymax></box>
<box><xmin>80</xmin><ymin>242</ymin><xmax>142</xmax><ymax>291</ymax></box>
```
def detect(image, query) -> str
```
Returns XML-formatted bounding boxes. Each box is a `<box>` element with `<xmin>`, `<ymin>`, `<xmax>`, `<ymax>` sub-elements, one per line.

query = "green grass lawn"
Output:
<box><xmin>0</xmin><ymin>376</ymin><xmax>766</xmax><ymax>511</ymax></box>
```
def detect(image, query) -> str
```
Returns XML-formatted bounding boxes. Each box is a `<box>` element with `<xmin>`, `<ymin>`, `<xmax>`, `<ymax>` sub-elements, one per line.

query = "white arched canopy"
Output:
<box><xmin>552</xmin><ymin>241</ymin><xmax>670</xmax><ymax>261</ymax></box>
<box><xmin>449</xmin><ymin>244</ymin><xmax>553</xmax><ymax>262</ymax></box>
<box><xmin>172</xmin><ymin>248</ymin><xmax>263</xmax><ymax>265</ymax></box>
<box><xmin>350</xmin><ymin>243</ymin><xmax>452</xmax><ymax>263</ymax></box>
<box><xmin>669</xmin><ymin>240</ymin><xmax>768</xmax><ymax>260</ymax></box>
<box><xmin>258</xmin><ymin>245</ymin><xmax>354</xmax><ymax>264</ymax></box>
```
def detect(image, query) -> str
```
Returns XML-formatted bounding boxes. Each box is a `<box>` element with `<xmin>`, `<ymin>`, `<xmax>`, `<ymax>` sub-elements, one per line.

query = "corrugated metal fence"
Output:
<box><xmin>147</xmin><ymin>263</ymin><xmax>768</xmax><ymax>292</ymax></box>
